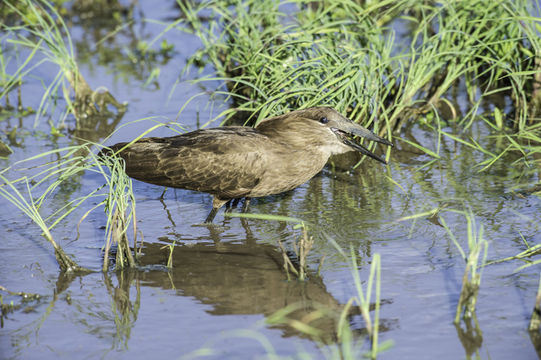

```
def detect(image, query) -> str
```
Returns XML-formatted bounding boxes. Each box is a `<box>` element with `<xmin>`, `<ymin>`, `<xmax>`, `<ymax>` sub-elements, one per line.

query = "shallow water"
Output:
<box><xmin>1</xmin><ymin>2</ymin><xmax>541</xmax><ymax>359</ymax></box>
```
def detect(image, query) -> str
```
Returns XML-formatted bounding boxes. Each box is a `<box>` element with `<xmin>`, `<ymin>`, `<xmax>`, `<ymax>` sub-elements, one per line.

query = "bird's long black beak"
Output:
<box><xmin>332</xmin><ymin>121</ymin><xmax>393</xmax><ymax>164</ymax></box>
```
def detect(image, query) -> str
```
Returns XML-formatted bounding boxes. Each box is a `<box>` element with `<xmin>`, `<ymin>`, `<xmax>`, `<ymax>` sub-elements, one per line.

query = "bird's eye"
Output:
<box><xmin>320</xmin><ymin>117</ymin><xmax>329</xmax><ymax>124</ymax></box>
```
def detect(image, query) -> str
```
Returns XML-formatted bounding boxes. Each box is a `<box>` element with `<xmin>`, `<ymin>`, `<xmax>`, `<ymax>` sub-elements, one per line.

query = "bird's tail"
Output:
<box><xmin>96</xmin><ymin>142</ymin><xmax>128</xmax><ymax>163</ymax></box>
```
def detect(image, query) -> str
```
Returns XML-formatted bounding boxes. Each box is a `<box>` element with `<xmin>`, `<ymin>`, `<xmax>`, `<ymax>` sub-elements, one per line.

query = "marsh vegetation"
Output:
<box><xmin>1</xmin><ymin>0</ymin><xmax>540</xmax><ymax>358</ymax></box>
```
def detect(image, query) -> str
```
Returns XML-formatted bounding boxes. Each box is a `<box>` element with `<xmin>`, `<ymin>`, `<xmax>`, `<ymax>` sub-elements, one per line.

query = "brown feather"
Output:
<box><xmin>110</xmin><ymin>128</ymin><xmax>267</xmax><ymax>199</ymax></box>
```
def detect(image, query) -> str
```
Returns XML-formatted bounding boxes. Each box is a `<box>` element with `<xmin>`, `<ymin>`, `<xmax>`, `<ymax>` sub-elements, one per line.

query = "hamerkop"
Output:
<box><xmin>104</xmin><ymin>107</ymin><xmax>392</xmax><ymax>223</ymax></box>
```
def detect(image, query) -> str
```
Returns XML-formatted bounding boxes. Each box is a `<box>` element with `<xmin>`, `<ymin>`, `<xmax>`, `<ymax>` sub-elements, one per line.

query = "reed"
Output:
<box><xmin>328</xmin><ymin>238</ymin><xmax>389</xmax><ymax>359</ymax></box>
<box><xmin>0</xmin><ymin>142</ymin><xmax>139</xmax><ymax>272</ymax></box>
<box><xmin>93</xmin><ymin>150</ymin><xmax>137</xmax><ymax>271</ymax></box>
<box><xmin>1</xmin><ymin>0</ymin><xmax>125</xmax><ymax>127</ymax></box>
<box><xmin>0</xmin><ymin>172</ymin><xmax>89</xmax><ymax>273</ymax></box>
<box><xmin>439</xmin><ymin>210</ymin><xmax>489</xmax><ymax>323</ymax></box>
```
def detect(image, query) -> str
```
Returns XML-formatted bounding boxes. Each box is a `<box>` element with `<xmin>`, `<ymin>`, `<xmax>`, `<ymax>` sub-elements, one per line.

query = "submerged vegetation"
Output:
<box><xmin>1</xmin><ymin>0</ymin><xmax>541</xmax><ymax>358</ymax></box>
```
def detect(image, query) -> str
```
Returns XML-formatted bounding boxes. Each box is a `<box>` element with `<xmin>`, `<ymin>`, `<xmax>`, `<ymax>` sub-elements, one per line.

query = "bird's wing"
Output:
<box><xmin>111</xmin><ymin>128</ymin><xmax>269</xmax><ymax>199</ymax></box>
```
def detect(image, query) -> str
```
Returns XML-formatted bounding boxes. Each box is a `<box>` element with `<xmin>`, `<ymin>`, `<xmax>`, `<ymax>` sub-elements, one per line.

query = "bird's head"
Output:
<box><xmin>257</xmin><ymin>107</ymin><xmax>393</xmax><ymax>164</ymax></box>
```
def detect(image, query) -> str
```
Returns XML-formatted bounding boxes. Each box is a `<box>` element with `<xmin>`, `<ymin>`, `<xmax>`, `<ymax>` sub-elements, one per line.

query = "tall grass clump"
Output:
<box><xmin>0</xmin><ymin>145</ymin><xmax>101</xmax><ymax>272</ymax></box>
<box><xmin>0</xmin><ymin>172</ymin><xmax>88</xmax><ymax>273</ymax></box>
<box><xmin>439</xmin><ymin>210</ymin><xmax>489</xmax><ymax>323</ymax></box>
<box><xmin>93</xmin><ymin>151</ymin><xmax>137</xmax><ymax>271</ymax></box>
<box><xmin>0</xmin><ymin>143</ymin><xmax>139</xmax><ymax>272</ymax></box>
<box><xmin>181</xmin><ymin>0</ymin><xmax>540</xmax><ymax>167</ymax></box>
<box><xmin>1</xmin><ymin>0</ymin><xmax>125</xmax><ymax>126</ymax></box>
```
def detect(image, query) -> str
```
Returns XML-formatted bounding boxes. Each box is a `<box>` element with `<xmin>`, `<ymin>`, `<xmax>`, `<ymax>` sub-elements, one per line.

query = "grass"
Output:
<box><xmin>0</xmin><ymin>142</ymin><xmax>139</xmax><ymax>272</ymax></box>
<box><xmin>332</xmin><ymin>241</ymin><xmax>388</xmax><ymax>359</ymax></box>
<box><xmin>1</xmin><ymin>0</ymin><xmax>126</xmax><ymax>128</ymax></box>
<box><xmin>266</xmin><ymin>236</ymin><xmax>390</xmax><ymax>359</ymax></box>
<box><xmin>95</xmin><ymin>150</ymin><xmax>137</xmax><ymax>271</ymax></box>
<box><xmin>439</xmin><ymin>210</ymin><xmax>489</xmax><ymax>323</ymax></box>
<box><xmin>3</xmin><ymin>0</ymin><xmax>80</xmax><ymax>125</ymax></box>
<box><xmin>0</xmin><ymin>170</ymin><xmax>90</xmax><ymax>273</ymax></box>
<box><xmin>398</xmin><ymin>207</ymin><xmax>489</xmax><ymax>323</ymax></box>
<box><xmin>485</xmin><ymin>231</ymin><xmax>541</xmax><ymax>270</ymax></box>
<box><xmin>181</xmin><ymin>0</ymin><xmax>540</xmax><ymax>166</ymax></box>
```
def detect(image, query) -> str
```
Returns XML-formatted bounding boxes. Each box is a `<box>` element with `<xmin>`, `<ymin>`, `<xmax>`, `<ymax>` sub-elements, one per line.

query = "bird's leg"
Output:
<box><xmin>224</xmin><ymin>199</ymin><xmax>233</xmax><ymax>213</ymax></box>
<box><xmin>204</xmin><ymin>208</ymin><xmax>219</xmax><ymax>223</ymax></box>
<box><xmin>242</xmin><ymin>197</ymin><xmax>251</xmax><ymax>213</ymax></box>
<box><xmin>231</xmin><ymin>198</ymin><xmax>241</xmax><ymax>208</ymax></box>
<box><xmin>204</xmin><ymin>197</ymin><xmax>228</xmax><ymax>223</ymax></box>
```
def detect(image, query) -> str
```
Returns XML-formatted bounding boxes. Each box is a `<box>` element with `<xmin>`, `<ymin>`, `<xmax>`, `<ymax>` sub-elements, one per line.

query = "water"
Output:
<box><xmin>1</xmin><ymin>2</ymin><xmax>540</xmax><ymax>359</ymax></box>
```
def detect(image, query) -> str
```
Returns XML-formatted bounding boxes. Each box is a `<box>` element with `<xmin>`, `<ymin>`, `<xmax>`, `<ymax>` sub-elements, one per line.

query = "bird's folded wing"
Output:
<box><xmin>112</xmin><ymin>129</ymin><xmax>269</xmax><ymax>199</ymax></box>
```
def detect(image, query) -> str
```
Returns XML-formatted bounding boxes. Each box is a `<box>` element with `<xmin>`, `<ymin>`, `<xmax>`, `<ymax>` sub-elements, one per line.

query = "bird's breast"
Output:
<box><xmin>248</xmin><ymin>148</ymin><xmax>329</xmax><ymax>197</ymax></box>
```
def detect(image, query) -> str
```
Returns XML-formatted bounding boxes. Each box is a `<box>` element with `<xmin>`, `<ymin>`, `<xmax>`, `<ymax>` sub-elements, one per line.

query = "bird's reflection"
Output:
<box><xmin>138</xmin><ymin>239</ymin><xmax>343</xmax><ymax>342</ymax></box>
<box><xmin>115</xmin><ymin>177</ymin><xmax>395</xmax><ymax>344</ymax></box>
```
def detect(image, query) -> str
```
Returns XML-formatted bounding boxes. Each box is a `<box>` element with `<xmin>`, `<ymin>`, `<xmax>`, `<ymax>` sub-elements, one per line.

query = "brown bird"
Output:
<box><xmin>103</xmin><ymin>107</ymin><xmax>392</xmax><ymax>223</ymax></box>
